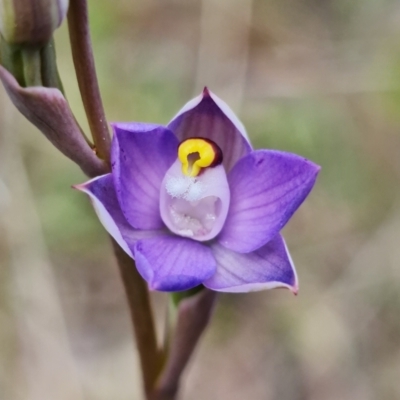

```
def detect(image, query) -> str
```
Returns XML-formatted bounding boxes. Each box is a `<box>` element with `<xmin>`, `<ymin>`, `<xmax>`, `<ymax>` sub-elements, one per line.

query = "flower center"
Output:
<box><xmin>159</xmin><ymin>138</ymin><xmax>229</xmax><ymax>241</ymax></box>
<box><xmin>178</xmin><ymin>137</ymin><xmax>223</xmax><ymax>177</ymax></box>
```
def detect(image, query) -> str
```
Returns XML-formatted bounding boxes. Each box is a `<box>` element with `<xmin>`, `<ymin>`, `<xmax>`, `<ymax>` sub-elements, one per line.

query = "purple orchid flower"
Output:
<box><xmin>75</xmin><ymin>88</ymin><xmax>320</xmax><ymax>293</ymax></box>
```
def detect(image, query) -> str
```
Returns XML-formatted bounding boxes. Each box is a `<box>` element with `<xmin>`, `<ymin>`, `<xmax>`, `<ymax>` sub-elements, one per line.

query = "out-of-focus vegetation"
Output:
<box><xmin>1</xmin><ymin>0</ymin><xmax>400</xmax><ymax>399</ymax></box>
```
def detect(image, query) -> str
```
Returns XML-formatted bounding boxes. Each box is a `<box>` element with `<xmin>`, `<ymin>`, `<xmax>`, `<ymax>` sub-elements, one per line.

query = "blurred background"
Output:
<box><xmin>1</xmin><ymin>0</ymin><xmax>400</xmax><ymax>399</ymax></box>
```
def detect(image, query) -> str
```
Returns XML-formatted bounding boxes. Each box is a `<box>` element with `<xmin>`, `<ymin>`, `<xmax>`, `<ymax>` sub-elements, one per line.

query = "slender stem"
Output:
<box><xmin>67</xmin><ymin>0</ymin><xmax>111</xmax><ymax>164</ymax></box>
<box><xmin>68</xmin><ymin>1</ymin><xmax>163</xmax><ymax>394</ymax></box>
<box><xmin>151</xmin><ymin>290</ymin><xmax>217</xmax><ymax>400</ymax></box>
<box><xmin>112</xmin><ymin>240</ymin><xmax>163</xmax><ymax>398</ymax></box>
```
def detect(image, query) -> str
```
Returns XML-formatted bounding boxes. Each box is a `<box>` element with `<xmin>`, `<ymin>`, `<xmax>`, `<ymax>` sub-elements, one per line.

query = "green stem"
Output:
<box><xmin>112</xmin><ymin>240</ymin><xmax>163</xmax><ymax>398</ymax></box>
<box><xmin>67</xmin><ymin>0</ymin><xmax>111</xmax><ymax>164</ymax></box>
<box><xmin>0</xmin><ymin>36</ymin><xmax>24</xmax><ymax>86</ymax></box>
<box><xmin>40</xmin><ymin>39</ymin><xmax>64</xmax><ymax>93</ymax></box>
<box><xmin>21</xmin><ymin>46</ymin><xmax>42</xmax><ymax>87</ymax></box>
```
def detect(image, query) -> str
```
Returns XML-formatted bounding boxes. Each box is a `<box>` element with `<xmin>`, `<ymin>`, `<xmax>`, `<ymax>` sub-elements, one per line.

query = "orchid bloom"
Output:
<box><xmin>75</xmin><ymin>88</ymin><xmax>320</xmax><ymax>293</ymax></box>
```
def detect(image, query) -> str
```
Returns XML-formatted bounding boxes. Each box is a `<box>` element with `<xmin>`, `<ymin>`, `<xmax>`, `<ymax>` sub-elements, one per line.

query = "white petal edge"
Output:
<box><xmin>213</xmin><ymin>281</ymin><xmax>297</xmax><ymax>293</ymax></box>
<box><xmin>74</xmin><ymin>175</ymin><xmax>133</xmax><ymax>258</ymax></box>
<box><xmin>168</xmin><ymin>88</ymin><xmax>251</xmax><ymax>143</ymax></box>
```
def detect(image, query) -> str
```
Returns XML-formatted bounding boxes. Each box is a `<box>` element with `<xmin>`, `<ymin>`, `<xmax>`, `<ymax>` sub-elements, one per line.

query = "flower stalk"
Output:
<box><xmin>112</xmin><ymin>240</ymin><xmax>164</xmax><ymax>398</ymax></box>
<box><xmin>66</xmin><ymin>2</ymin><xmax>168</xmax><ymax>394</ymax></box>
<box><xmin>67</xmin><ymin>0</ymin><xmax>111</xmax><ymax>164</ymax></box>
<box><xmin>151</xmin><ymin>289</ymin><xmax>217</xmax><ymax>400</ymax></box>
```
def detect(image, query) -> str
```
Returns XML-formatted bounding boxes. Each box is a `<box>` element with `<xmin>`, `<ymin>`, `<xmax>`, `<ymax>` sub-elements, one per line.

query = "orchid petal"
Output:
<box><xmin>218</xmin><ymin>150</ymin><xmax>320</xmax><ymax>253</ymax></box>
<box><xmin>204</xmin><ymin>234</ymin><xmax>298</xmax><ymax>293</ymax></box>
<box><xmin>134</xmin><ymin>235</ymin><xmax>216</xmax><ymax>292</ymax></box>
<box><xmin>75</xmin><ymin>174</ymin><xmax>161</xmax><ymax>258</ymax></box>
<box><xmin>111</xmin><ymin>123</ymin><xmax>178</xmax><ymax>230</ymax></box>
<box><xmin>168</xmin><ymin>88</ymin><xmax>252</xmax><ymax>171</ymax></box>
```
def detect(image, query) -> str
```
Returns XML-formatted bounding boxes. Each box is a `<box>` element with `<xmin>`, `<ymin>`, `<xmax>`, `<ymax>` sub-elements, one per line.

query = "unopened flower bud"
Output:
<box><xmin>0</xmin><ymin>0</ymin><xmax>69</xmax><ymax>44</ymax></box>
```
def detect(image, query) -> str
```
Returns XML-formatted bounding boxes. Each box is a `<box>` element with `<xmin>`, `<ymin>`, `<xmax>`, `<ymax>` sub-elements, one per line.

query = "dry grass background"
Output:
<box><xmin>1</xmin><ymin>0</ymin><xmax>400</xmax><ymax>399</ymax></box>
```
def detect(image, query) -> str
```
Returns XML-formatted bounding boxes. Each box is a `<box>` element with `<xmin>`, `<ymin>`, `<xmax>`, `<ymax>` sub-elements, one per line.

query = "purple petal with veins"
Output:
<box><xmin>168</xmin><ymin>88</ymin><xmax>251</xmax><ymax>171</ymax></box>
<box><xmin>134</xmin><ymin>235</ymin><xmax>217</xmax><ymax>291</ymax></box>
<box><xmin>74</xmin><ymin>174</ymin><xmax>162</xmax><ymax>257</ymax></box>
<box><xmin>204</xmin><ymin>234</ymin><xmax>298</xmax><ymax>293</ymax></box>
<box><xmin>218</xmin><ymin>150</ymin><xmax>320</xmax><ymax>253</ymax></box>
<box><xmin>111</xmin><ymin>123</ymin><xmax>178</xmax><ymax>230</ymax></box>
